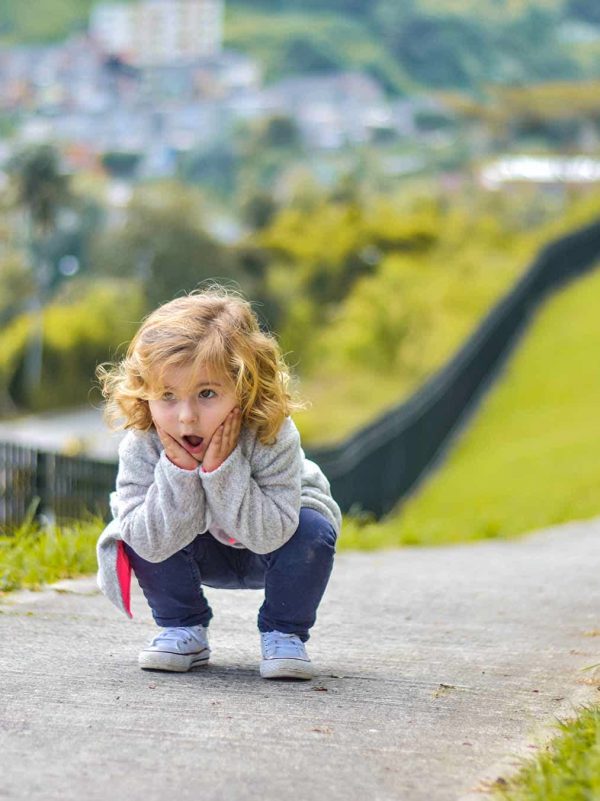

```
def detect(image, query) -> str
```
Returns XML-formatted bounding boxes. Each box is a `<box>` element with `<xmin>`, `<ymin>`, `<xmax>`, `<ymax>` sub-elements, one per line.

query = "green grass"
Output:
<box><xmin>0</xmin><ymin>517</ymin><xmax>102</xmax><ymax>593</ymax></box>
<box><xmin>494</xmin><ymin>706</ymin><xmax>600</xmax><ymax>801</ymax></box>
<box><xmin>338</xmin><ymin>258</ymin><xmax>600</xmax><ymax>550</ymax></box>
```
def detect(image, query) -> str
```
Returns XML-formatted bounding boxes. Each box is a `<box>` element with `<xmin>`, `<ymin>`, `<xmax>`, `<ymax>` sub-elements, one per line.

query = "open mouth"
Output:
<box><xmin>182</xmin><ymin>435</ymin><xmax>204</xmax><ymax>453</ymax></box>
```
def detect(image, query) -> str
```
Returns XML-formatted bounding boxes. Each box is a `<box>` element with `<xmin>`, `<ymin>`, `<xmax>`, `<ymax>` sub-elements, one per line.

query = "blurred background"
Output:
<box><xmin>2</xmin><ymin>0</ymin><xmax>600</xmax><ymax>545</ymax></box>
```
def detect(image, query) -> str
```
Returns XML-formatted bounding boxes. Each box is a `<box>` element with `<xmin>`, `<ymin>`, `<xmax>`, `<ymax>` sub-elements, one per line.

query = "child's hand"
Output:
<box><xmin>155</xmin><ymin>424</ymin><xmax>200</xmax><ymax>472</ymax></box>
<box><xmin>201</xmin><ymin>408</ymin><xmax>242</xmax><ymax>473</ymax></box>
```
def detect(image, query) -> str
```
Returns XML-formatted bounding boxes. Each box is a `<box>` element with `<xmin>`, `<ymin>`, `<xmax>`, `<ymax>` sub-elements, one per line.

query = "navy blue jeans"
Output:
<box><xmin>124</xmin><ymin>507</ymin><xmax>336</xmax><ymax>642</ymax></box>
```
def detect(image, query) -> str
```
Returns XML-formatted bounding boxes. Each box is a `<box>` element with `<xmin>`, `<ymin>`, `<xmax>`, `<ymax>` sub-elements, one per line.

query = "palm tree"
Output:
<box><xmin>8</xmin><ymin>144</ymin><xmax>70</xmax><ymax>403</ymax></box>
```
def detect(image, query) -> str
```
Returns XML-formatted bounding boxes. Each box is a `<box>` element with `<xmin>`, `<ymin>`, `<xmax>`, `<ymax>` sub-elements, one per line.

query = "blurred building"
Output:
<box><xmin>90</xmin><ymin>0</ymin><xmax>224</xmax><ymax>65</ymax></box>
<box><xmin>264</xmin><ymin>72</ymin><xmax>396</xmax><ymax>149</ymax></box>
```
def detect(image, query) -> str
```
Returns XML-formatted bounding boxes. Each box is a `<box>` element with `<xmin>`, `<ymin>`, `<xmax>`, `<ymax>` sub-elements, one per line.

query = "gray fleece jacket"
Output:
<box><xmin>96</xmin><ymin>416</ymin><xmax>342</xmax><ymax>617</ymax></box>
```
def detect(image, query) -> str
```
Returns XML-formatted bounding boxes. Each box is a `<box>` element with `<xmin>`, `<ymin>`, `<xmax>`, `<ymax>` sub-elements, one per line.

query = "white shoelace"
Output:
<box><xmin>262</xmin><ymin>631</ymin><xmax>307</xmax><ymax>660</ymax></box>
<box><xmin>150</xmin><ymin>626</ymin><xmax>206</xmax><ymax>651</ymax></box>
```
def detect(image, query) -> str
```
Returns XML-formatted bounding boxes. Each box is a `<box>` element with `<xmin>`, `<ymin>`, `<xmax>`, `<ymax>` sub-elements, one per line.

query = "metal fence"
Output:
<box><xmin>2</xmin><ymin>216</ymin><xmax>600</xmax><ymax>529</ymax></box>
<box><xmin>305</xmin><ymin>216</ymin><xmax>600</xmax><ymax>517</ymax></box>
<box><xmin>0</xmin><ymin>443</ymin><xmax>116</xmax><ymax>531</ymax></box>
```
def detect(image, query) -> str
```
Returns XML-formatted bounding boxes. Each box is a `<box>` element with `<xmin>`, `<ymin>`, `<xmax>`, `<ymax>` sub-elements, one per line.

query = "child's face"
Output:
<box><xmin>148</xmin><ymin>363</ymin><xmax>239</xmax><ymax>460</ymax></box>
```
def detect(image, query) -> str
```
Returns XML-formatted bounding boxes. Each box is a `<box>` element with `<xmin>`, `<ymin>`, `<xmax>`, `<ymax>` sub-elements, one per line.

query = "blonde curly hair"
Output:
<box><xmin>96</xmin><ymin>287</ymin><xmax>304</xmax><ymax>445</ymax></box>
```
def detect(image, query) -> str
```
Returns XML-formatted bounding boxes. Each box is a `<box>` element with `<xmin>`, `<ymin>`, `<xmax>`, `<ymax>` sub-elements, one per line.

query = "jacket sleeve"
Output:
<box><xmin>199</xmin><ymin>417</ymin><xmax>302</xmax><ymax>554</ymax></box>
<box><xmin>115</xmin><ymin>431</ymin><xmax>209</xmax><ymax>563</ymax></box>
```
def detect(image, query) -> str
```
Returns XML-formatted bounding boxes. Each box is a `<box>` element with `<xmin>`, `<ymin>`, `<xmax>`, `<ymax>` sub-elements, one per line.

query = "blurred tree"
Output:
<box><xmin>497</xmin><ymin>7</ymin><xmax>579</xmax><ymax>83</ymax></box>
<box><xmin>4</xmin><ymin>279</ymin><xmax>145</xmax><ymax>412</ymax></box>
<box><xmin>239</xmin><ymin>190</ymin><xmax>278</xmax><ymax>230</ymax></box>
<box><xmin>237</xmin><ymin>114</ymin><xmax>305</xmax><ymax>196</ymax></box>
<box><xmin>250</xmin><ymin>114</ymin><xmax>303</xmax><ymax>152</ymax></box>
<box><xmin>252</xmin><ymin>192</ymin><xmax>440</xmax><ymax>369</ymax></box>
<box><xmin>90</xmin><ymin>186</ymin><xmax>244</xmax><ymax>310</ymax></box>
<box><xmin>178</xmin><ymin>143</ymin><xmax>238</xmax><ymax>198</ymax></box>
<box><xmin>7</xmin><ymin>144</ymin><xmax>70</xmax><ymax>404</ymax></box>
<box><xmin>388</xmin><ymin>14</ymin><xmax>493</xmax><ymax>89</ymax></box>
<box><xmin>279</xmin><ymin>36</ymin><xmax>342</xmax><ymax>73</ymax></box>
<box><xmin>0</xmin><ymin>254</ymin><xmax>34</xmax><ymax>327</ymax></box>
<box><xmin>9</xmin><ymin>144</ymin><xmax>69</xmax><ymax>234</ymax></box>
<box><xmin>101</xmin><ymin>151</ymin><xmax>142</xmax><ymax>179</ymax></box>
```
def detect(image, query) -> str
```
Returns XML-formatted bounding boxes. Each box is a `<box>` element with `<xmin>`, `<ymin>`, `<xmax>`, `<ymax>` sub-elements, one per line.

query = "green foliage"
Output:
<box><xmin>383</xmin><ymin>13</ymin><xmax>494</xmax><ymax>89</ymax></box>
<box><xmin>494</xmin><ymin>705</ymin><xmax>600</xmax><ymax>801</ymax></box>
<box><xmin>1</xmin><ymin>278</ymin><xmax>144</xmax><ymax>412</ymax></box>
<box><xmin>253</xmin><ymin>115</ymin><xmax>302</xmax><ymax>151</ymax></box>
<box><xmin>90</xmin><ymin>183</ymin><xmax>244</xmax><ymax>309</ymax></box>
<box><xmin>0</xmin><ymin>518</ymin><xmax>102</xmax><ymax>592</ymax></box>
<box><xmin>178</xmin><ymin>144</ymin><xmax>239</xmax><ymax>197</ymax></box>
<box><xmin>0</xmin><ymin>0</ymin><xmax>135</xmax><ymax>43</ymax></box>
<box><xmin>289</xmin><ymin>188</ymin><xmax>600</xmax><ymax>445</ymax></box>
<box><xmin>0</xmin><ymin>313</ymin><xmax>31</xmax><ymax>411</ymax></box>
<box><xmin>101</xmin><ymin>151</ymin><xmax>142</xmax><ymax>180</ymax></box>
<box><xmin>0</xmin><ymin>253</ymin><xmax>34</xmax><ymax>326</ymax></box>
<box><xmin>5</xmin><ymin>143</ymin><xmax>102</xmax><ymax>298</ymax></box>
<box><xmin>252</xmin><ymin>194</ymin><xmax>439</xmax><ymax>364</ymax></box>
<box><xmin>8</xmin><ymin>143</ymin><xmax>70</xmax><ymax>234</ymax></box>
<box><xmin>231</xmin><ymin>115</ymin><xmax>308</xmax><ymax>197</ymax></box>
<box><xmin>491</xmin><ymin>80</ymin><xmax>600</xmax><ymax>122</ymax></box>
<box><xmin>445</xmin><ymin>79</ymin><xmax>600</xmax><ymax>149</ymax></box>
<box><xmin>225</xmin><ymin>9</ymin><xmax>411</xmax><ymax>94</ymax></box>
<box><xmin>228</xmin><ymin>1</ymin><xmax>584</xmax><ymax>93</ymax></box>
<box><xmin>239</xmin><ymin>190</ymin><xmax>279</xmax><ymax>230</ymax></box>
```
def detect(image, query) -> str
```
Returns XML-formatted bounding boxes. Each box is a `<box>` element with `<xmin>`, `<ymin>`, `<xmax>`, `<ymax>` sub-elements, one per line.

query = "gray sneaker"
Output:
<box><xmin>259</xmin><ymin>630</ymin><xmax>314</xmax><ymax>680</ymax></box>
<box><xmin>139</xmin><ymin>625</ymin><xmax>210</xmax><ymax>672</ymax></box>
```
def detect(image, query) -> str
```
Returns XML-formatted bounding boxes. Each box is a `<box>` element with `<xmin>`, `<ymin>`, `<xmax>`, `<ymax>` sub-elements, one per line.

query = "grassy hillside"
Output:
<box><xmin>341</xmin><ymin>250</ymin><xmax>600</xmax><ymax>549</ymax></box>
<box><xmin>293</xmin><ymin>192</ymin><xmax>600</xmax><ymax>446</ymax></box>
<box><xmin>223</xmin><ymin>9</ymin><xmax>412</xmax><ymax>94</ymax></box>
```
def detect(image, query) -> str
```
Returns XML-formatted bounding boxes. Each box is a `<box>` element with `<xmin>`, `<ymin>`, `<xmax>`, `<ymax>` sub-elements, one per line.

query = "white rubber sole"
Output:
<box><xmin>139</xmin><ymin>648</ymin><xmax>210</xmax><ymax>672</ymax></box>
<box><xmin>260</xmin><ymin>657</ymin><xmax>314</xmax><ymax>680</ymax></box>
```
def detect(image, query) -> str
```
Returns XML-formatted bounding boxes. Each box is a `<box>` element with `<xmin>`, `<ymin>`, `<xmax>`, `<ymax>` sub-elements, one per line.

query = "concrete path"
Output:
<box><xmin>3</xmin><ymin>518</ymin><xmax>600</xmax><ymax>801</ymax></box>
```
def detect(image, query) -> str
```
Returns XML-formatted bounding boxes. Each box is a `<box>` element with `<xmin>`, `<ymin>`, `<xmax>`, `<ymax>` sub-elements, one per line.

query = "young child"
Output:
<box><xmin>96</xmin><ymin>287</ymin><xmax>341</xmax><ymax>680</ymax></box>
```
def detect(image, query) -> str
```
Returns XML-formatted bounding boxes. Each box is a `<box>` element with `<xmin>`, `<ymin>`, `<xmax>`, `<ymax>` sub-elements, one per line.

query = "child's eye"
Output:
<box><xmin>199</xmin><ymin>389</ymin><xmax>216</xmax><ymax>399</ymax></box>
<box><xmin>161</xmin><ymin>392</ymin><xmax>176</xmax><ymax>401</ymax></box>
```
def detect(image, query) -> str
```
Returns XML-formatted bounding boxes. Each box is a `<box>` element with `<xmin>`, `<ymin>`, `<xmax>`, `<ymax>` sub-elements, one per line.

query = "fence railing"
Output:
<box><xmin>3</xmin><ymin>216</ymin><xmax>600</xmax><ymax>529</ymax></box>
<box><xmin>0</xmin><ymin>442</ymin><xmax>116</xmax><ymax>531</ymax></box>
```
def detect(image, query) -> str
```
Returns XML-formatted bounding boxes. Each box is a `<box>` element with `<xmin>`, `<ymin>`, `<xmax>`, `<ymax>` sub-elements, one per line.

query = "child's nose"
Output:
<box><xmin>178</xmin><ymin>401</ymin><xmax>198</xmax><ymax>424</ymax></box>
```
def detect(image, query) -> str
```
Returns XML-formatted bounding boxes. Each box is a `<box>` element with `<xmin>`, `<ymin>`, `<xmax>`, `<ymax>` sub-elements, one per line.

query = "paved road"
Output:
<box><xmin>2</xmin><ymin>518</ymin><xmax>600</xmax><ymax>801</ymax></box>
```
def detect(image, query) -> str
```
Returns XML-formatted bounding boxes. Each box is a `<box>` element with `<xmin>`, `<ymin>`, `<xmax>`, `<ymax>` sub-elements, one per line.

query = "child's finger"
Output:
<box><xmin>226</xmin><ymin>407</ymin><xmax>239</xmax><ymax>431</ymax></box>
<box><xmin>155</xmin><ymin>423</ymin><xmax>199</xmax><ymax>470</ymax></box>
<box><xmin>223</xmin><ymin>411</ymin><xmax>238</xmax><ymax>448</ymax></box>
<box><xmin>224</xmin><ymin>409</ymin><xmax>240</xmax><ymax>450</ymax></box>
<box><xmin>210</xmin><ymin>425</ymin><xmax>224</xmax><ymax>457</ymax></box>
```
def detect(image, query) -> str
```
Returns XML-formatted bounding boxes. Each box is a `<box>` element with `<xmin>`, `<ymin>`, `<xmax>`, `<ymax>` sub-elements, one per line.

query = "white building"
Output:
<box><xmin>90</xmin><ymin>0</ymin><xmax>223</xmax><ymax>65</ymax></box>
<box><xmin>90</xmin><ymin>4</ymin><xmax>135</xmax><ymax>57</ymax></box>
<box><xmin>264</xmin><ymin>72</ymin><xmax>395</xmax><ymax>150</ymax></box>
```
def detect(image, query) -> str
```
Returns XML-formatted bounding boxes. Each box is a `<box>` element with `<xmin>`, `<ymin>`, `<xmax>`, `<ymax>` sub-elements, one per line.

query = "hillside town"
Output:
<box><xmin>0</xmin><ymin>0</ymin><xmax>433</xmax><ymax>178</ymax></box>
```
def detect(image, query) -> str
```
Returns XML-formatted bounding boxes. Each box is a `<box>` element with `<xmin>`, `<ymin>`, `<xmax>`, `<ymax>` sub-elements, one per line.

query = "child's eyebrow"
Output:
<box><xmin>163</xmin><ymin>381</ymin><xmax>223</xmax><ymax>391</ymax></box>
